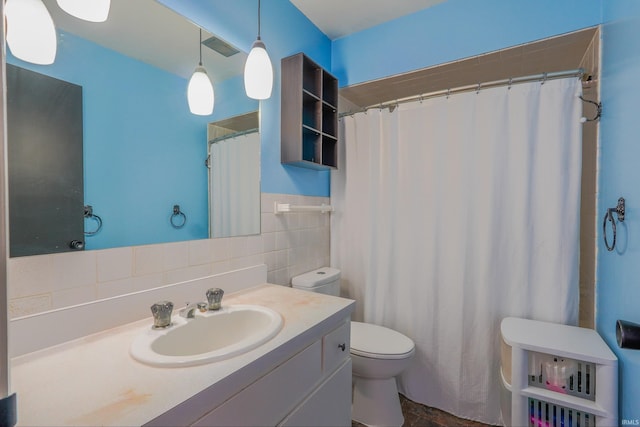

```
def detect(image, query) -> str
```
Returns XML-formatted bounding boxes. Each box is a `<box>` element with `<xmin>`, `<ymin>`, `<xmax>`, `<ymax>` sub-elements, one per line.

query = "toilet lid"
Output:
<box><xmin>350</xmin><ymin>321</ymin><xmax>415</xmax><ymax>360</ymax></box>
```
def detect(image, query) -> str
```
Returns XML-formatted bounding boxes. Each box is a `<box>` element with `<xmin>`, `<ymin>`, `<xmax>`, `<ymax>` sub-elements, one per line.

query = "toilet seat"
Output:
<box><xmin>350</xmin><ymin>321</ymin><xmax>415</xmax><ymax>360</ymax></box>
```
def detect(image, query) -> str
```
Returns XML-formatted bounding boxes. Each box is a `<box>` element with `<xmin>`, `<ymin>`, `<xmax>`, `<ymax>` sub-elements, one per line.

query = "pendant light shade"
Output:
<box><xmin>187</xmin><ymin>29</ymin><xmax>215</xmax><ymax>116</ymax></box>
<box><xmin>245</xmin><ymin>39</ymin><xmax>273</xmax><ymax>100</ymax></box>
<box><xmin>244</xmin><ymin>0</ymin><xmax>273</xmax><ymax>100</ymax></box>
<box><xmin>188</xmin><ymin>66</ymin><xmax>215</xmax><ymax>116</ymax></box>
<box><xmin>56</xmin><ymin>0</ymin><xmax>111</xmax><ymax>23</ymax></box>
<box><xmin>5</xmin><ymin>0</ymin><xmax>57</xmax><ymax>65</ymax></box>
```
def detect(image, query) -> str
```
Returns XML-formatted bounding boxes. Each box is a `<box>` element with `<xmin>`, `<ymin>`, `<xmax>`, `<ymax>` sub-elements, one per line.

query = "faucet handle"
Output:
<box><xmin>206</xmin><ymin>288</ymin><xmax>224</xmax><ymax>311</ymax></box>
<box><xmin>150</xmin><ymin>301</ymin><xmax>173</xmax><ymax>329</ymax></box>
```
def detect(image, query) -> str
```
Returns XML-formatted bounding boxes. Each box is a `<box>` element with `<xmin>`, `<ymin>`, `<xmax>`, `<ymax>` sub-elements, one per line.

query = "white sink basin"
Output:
<box><xmin>130</xmin><ymin>304</ymin><xmax>283</xmax><ymax>367</ymax></box>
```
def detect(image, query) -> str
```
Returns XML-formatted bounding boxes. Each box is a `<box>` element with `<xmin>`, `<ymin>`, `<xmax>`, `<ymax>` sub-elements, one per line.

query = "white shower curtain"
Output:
<box><xmin>209</xmin><ymin>131</ymin><xmax>260</xmax><ymax>238</ymax></box>
<box><xmin>331</xmin><ymin>78</ymin><xmax>582</xmax><ymax>424</ymax></box>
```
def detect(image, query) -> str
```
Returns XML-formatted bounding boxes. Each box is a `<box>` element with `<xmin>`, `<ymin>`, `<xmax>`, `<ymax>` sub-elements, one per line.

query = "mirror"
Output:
<box><xmin>5</xmin><ymin>0</ymin><xmax>260</xmax><ymax>256</ymax></box>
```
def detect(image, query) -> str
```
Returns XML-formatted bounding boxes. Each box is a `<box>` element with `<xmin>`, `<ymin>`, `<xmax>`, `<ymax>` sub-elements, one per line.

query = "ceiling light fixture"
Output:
<box><xmin>5</xmin><ymin>0</ymin><xmax>57</xmax><ymax>65</ymax></box>
<box><xmin>187</xmin><ymin>28</ymin><xmax>215</xmax><ymax>116</ymax></box>
<box><xmin>244</xmin><ymin>0</ymin><xmax>273</xmax><ymax>100</ymax></box>
<box><xmin>56</xmin><ymin>0</ymin><xmax>111</xmax><ymax>23</ymax></box>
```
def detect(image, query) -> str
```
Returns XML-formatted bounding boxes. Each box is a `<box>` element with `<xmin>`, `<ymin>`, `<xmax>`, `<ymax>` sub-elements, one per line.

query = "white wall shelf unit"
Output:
<box><xmin>500</xmin><ymin>317</ymin><xmax>618</xmax><ymax>427</ymax></box>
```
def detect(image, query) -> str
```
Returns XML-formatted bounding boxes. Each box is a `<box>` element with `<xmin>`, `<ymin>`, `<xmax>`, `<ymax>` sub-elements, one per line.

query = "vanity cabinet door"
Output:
<box><xmin>192</xmin><ymin>341</ymin><xmax>322</xmax><ymax>427</ymax></box>
<box><xmin>278</xmin><ymin>359</ymin><xmax>352</xmax><ymax>427</ymax></box>
<box><xmin>322</xmin><ymin>320</ymin><xmax>350</xmax><ymax>374</ymax></box>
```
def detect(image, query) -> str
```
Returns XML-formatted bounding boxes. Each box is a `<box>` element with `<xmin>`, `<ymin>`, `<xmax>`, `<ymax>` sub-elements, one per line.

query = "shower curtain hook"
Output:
<box><xmin>579</xmin><ymin>95</ymin><xmax>602</xmax><ymax>122</ymax></box>
<box><xmin>476</xmin><ymin>83</ymin><xmax>481</xmax><ymax>94</ymax></box>
<box><xmin>446</xmin><ymin>89</ymin><xmax>451</xmax><ymax>99</ymax></box>
<box><xmin>541</xmin><ymin>72</ymin><xmax>548</xmax><ymax>85</ymax></box>
<box><xmin>508</xmin><ymin>78</ymin><xmax>513</xmax><ymax>90</ymax></box>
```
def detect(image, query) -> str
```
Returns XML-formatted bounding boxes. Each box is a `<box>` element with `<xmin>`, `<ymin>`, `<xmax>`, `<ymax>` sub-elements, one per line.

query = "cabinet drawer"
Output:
<box><xmin>193</xmin><ymin>340</ymin><xmax>322</xmax><ymax>427</ymax></box>
<box><xmin>323</xmin><ymin>320</ymin><xmax>350</xmax><ymax>374</ymax></box>
<box><xmin>278</xmin><ymin>359</ymin><xmax>352</xmax><ymax>427</ymax></box>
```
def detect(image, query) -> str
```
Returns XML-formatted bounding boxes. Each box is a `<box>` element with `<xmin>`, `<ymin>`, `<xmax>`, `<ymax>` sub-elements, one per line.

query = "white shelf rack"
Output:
<box><xmin>500</xmin><ymin>317</ymin><xmax>618</xmax><ymax>427</ymax></box>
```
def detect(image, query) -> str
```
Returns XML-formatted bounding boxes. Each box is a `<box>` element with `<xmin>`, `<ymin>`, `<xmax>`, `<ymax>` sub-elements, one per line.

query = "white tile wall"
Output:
<box><xmin>7</xmin><ymin>193</ymin><xmax>331</xmax><ymax>319</ymax></box>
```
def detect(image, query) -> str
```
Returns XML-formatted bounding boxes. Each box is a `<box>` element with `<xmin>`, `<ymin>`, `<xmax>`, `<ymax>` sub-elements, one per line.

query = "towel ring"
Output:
<box><xmin>84</xmin><ymin>205</ymin><xmax>103</xmax><ymax>236</ymax></box>
<box><xmin>170</xmin><ymin>204</ymin><xmax>187</xmax><ymax>229</ymax></box>
<box><xmin>603</xmin><ymin>197</ymin><xmax>625</xmax><ymax>251</ymax></box>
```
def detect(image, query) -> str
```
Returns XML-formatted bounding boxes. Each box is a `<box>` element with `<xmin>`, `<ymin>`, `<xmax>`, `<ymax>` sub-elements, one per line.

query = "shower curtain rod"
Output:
<box><xmin>208</xmin><ymin>127</ymin><xmax>259</xmax><ymax>145</ymax></box>
<box><xmin>340</xmin><ymin>68</ymin><xmax>585</xmax><ymax>117</ymax></box>
<box><xmin>205</xmin><ymin>127</ymin><xmax>259</xmax><ymax>169</ymax></box>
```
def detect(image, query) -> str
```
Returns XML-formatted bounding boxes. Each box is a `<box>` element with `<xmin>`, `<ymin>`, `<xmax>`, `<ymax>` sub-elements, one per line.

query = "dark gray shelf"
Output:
<box><xmin>281</xmin><ymin>53</ymin><xmax>338</xmax><ymax>170</ymax></box>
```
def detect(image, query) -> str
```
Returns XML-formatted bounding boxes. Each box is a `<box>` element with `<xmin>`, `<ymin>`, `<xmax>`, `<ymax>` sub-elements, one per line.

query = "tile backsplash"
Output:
<box><xmin>8</xmin><ymin>193</ymin><xmax>331</xmax><ymax>319</ymax></box>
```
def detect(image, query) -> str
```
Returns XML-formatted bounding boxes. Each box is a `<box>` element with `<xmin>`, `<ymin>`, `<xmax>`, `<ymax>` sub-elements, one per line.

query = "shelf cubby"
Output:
<box><xmin>281</xmin><ymin>53</ymin><xmax>339</xmax><ymax>170</ymax></box>
<box><xmin>322</xmin><ymin>102</ymin><xmax>337</xmax><ymax>137</ymax></box>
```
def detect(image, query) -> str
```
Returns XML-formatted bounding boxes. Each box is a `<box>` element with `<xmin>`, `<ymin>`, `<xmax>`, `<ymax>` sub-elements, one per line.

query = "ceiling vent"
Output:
<box><xmin>202</xmin><ymin>35</ymin><xmax>240</xmax><ymax>57</ymax></box>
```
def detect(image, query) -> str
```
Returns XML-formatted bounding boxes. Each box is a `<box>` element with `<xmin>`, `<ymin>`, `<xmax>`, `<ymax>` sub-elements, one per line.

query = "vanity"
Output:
<box><xmin>10</xmin><ymin>274</ymin><xmax>355</xmax><ymax>426</ymax></box>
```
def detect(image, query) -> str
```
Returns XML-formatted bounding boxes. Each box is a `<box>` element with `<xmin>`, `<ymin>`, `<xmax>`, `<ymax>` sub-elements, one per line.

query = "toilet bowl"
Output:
<box><xmin>350</xmin><ymin>321</ymin><xmax>415</xmax><ymax>427</ymax></box>
<box><xmin>292</xmin><ymin>268</ymin><xmax>416</xmax><ymax>427</ymax></box>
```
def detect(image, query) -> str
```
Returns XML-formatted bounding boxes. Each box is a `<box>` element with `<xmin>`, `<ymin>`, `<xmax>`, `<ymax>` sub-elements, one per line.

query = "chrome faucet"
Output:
<box><xmin>206</xmin><ymin>288</ymin><xmax>224</xmax><ymax>310</ymax></box>
<box><xmin>150</xmin><ymin>301</ymin><xmax>173</xmax><ymax>329</ymax></box>
<box><xmin>179</xmin><ymin>301</ymin><xmax>208</xmax><ymax>318</ymax></box>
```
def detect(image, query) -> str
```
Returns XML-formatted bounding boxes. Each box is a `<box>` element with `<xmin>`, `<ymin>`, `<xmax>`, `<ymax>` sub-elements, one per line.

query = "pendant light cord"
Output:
<box><xmin>198</xmin><ymin>28</ymin><xmax>203</xmax><ymax>66</ymax></box>
<box><xmin>257</xmin><ymin>0</ymin><xmax>261</xmax><ymax>40</ymax></box>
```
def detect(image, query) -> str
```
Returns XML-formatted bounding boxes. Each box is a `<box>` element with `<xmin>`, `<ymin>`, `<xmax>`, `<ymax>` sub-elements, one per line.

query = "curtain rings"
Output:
<box><xmin>541</xmin><ymin>72</ymin><xmax>548</xmax><ymax>85</ymax></box>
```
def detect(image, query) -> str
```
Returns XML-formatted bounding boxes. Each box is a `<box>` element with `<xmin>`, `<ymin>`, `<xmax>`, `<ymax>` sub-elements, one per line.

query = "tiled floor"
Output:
<box><xmin>353</xmin><ymin>394</ymin><xmax>497</xmax><ymax>427</ymax></box>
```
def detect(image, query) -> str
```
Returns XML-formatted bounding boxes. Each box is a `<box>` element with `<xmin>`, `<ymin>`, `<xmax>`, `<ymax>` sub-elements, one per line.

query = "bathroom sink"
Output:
<box><xmin>130</xmin><ymin>304</ymin><xmax>283</xmax><ymax>367</ymax></box>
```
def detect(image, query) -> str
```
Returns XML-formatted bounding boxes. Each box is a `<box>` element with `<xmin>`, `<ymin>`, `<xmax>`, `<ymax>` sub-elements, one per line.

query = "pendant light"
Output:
<box><xmin>56</xmin><ymin>0</ymin><xmax>111</xmax><ymax>23</ymax></box>
<box><xmin>5</xmin><ymin>0</ymin><xmax>57</xmax><ymax>65</ymax></box>
<box><xmin>187</xmin><ymin>29</ymin><xmax>215</xmax><ymax>116</ymax></box>
<box><xmin>244</xmin><ymin>0</ymin><xmax>273</xmax><ymax>100</ymax></box>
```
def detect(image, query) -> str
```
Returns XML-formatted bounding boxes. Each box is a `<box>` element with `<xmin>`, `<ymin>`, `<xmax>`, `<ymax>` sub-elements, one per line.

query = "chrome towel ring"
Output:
<box><xmin>84</xmin><ymin>205</ymin><xmax>103</xmax><ymax>235</ymax></box>
<box><xmin>170</xmin><ymin>204</ymin><xmax>187</xmax><ymax>229</ymax></box>
<box><xmin>603</xmin><ymin>197</ymin><xmax>625</xmax><ymax>251</ymax></box>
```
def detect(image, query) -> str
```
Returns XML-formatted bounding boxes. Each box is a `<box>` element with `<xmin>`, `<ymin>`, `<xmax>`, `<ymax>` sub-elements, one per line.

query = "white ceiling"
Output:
<box><xmin>39</xmin><ymin>0</ymin><xmax>446</xmax><ymax>82</ymax></box>
<box><xmin>41</xmin><ymin>0</ymin><xmax>247</xmax><ymax>82</ymax></box>
<box><xmin>290</xmin><ymin>0</ymin><xmax>447</xmax><ymax>40</ymax></box>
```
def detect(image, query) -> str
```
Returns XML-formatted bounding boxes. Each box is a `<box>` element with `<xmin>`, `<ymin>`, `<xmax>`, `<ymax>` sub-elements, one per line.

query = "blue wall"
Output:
<box><xmin>160</xmin><ymin>0</ymin><xmax>333</xmax><ymax>197</ymax></box>
<box><xmin>332</xmin><ymin>0</ymin><xmax>602</xmax><ymax>87</ymax></box>
<box><xmin>600</xmin><ymin>1</ymin><xmax>640</xmax><ymax>421</ymax></box>
<box><xmin>7</xmin><ymin>30</ymin><xmax>250</xmax><ymax>249</ymax></box>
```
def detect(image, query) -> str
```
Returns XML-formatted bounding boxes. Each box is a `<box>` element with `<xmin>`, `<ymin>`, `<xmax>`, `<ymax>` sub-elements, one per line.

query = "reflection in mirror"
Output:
<box><xmin>208</xmin><ymin>111</ymin><xmax>260</xmax><ymax>238</ymax></box>
<box><xmin>5</xmin><ymin>0</ymin><xmax>260</xmax><ymax>257</ymax></box>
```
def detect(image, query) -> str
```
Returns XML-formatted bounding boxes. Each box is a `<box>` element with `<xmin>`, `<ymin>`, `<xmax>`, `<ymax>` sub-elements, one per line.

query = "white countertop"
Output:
<box><xmin>10</xmin><ymin>284</ymin><xmax>355</xmax><ymax>427</ymax></box>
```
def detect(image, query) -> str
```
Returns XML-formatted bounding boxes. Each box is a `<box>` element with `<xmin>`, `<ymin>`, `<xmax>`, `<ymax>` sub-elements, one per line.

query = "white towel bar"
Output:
<box><xmin>274</xmin><ymin>202</ymin><xmax>333</xmax><ymax>214</ymax></box>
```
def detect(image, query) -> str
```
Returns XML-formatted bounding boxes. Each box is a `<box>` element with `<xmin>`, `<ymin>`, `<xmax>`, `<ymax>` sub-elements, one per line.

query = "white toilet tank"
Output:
<box><xmin>291</xmin><ymin>267</ymin><xmax>341</xmax><ymax>296</ymax></box>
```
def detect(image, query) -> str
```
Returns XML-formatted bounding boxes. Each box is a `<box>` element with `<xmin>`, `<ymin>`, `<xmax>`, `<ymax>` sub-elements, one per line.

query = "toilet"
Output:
<box><xmin>292</xmin><ymin>267</ymin><xmax>415</xmax><ymax>427</ymax></box>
